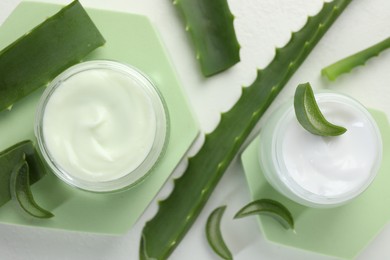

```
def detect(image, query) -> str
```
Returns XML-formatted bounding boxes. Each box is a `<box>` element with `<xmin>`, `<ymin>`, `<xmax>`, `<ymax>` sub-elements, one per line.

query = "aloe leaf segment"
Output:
<box><xmin>10</xmin><ymin>158</ymin><xmax>54</xmax><ymax>218</ymax></box>
<box><xmin>172</xmin><ymin>0</ymin><xmax>240</xmax><ymax>77</ymax></box>
<box><xmin>294</xmin><ymin>83</ymin><xmax>347</xmax><ymax>136</ymax></box>
<box><xmin>234</xmin><ymin>199</ymin><xmax>294</xmax><ymax>230</ymax></box>
<box><xmin>322</xmin><ymin>36</ymin><xmax>390</xmax><ymax>81</ymax></box>
<box><xmin>0</xmin><ymin>141</ymin><xmax>46</xmax><ymax>207</ymax></box>
<box><xmin>206</xmin><ymin>206</ymin><xmax>232</xmax><ymax>260</ymax></box>
<box><xmin>141</xmin><ymin>1</ymin><xmax>352</xmax><ymax>258</ymax></box>
<box><xmin>0</xmin><ymin>0</ymin><xmax>105</xmax><ymax>112</ymax></box>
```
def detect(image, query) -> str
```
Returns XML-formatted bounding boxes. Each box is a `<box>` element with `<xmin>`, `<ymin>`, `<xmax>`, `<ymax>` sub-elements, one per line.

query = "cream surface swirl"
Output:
<box><xmin>42</xmin><ymin>68</ymin><xmax>156</xmax><ymax>182</ymax></box>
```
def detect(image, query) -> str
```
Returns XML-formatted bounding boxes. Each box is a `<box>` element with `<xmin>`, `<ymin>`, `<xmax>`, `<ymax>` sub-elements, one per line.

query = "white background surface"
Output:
<box><xmin>1</xmin><ymin>0</ymin><xmax>390</xmax><ymax>259</ymax></box>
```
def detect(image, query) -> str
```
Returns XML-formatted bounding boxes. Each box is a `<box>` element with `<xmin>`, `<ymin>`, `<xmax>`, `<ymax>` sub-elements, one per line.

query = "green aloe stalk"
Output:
<box><xmin>0</xmin><ymin>0</ymin><xmax>105</xmax><ymax>112</ymax></box>
<box><xmin>140</xmin><ymin>0</ymin><xmax>352</xmax><ymax>258</ymax></box>
<box><xmin>172</xmin><ymin>0</ymin><xmax>240</xmax><ymax>77</ymax></box>
<box><xmin>0</xmin><ymin>141</ymin><xmax>46</xmax><ymax>207</ymax></box>
<box><xmin>322</xmin><ymin>36</ymin><xmax>390</xmax><ymax>80</ymax></box>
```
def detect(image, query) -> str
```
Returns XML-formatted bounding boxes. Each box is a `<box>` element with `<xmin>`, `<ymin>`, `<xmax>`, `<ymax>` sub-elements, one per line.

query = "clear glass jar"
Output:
<box><xmin>258</xmin><ymin>92</ymin><xmax>382</xmax><ymax>207</ymax></box>
<box><xmin>35</xmin><ymin>60</ymin><xmax>169</xmax><ymax>192</ymax></box>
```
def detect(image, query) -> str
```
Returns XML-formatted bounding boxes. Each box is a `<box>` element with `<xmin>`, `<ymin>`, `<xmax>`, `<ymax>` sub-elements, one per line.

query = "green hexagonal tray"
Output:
<box><xmin>241</xmin><ymin>109</ymin><xmax>390</xmax><ymax>259</ymax></box>
<box><xmin>0</xmin><ymin>1</ymin><xmax>199</xmax><ymax>234</ymax></box>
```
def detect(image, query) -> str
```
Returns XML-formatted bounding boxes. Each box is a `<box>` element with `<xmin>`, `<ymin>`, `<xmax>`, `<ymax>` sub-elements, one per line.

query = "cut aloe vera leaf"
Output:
<box><xmin>0</xmin><ymin>0</ymin><xmax>105</xmax><ymax>112</ymax></box>
<box><xmin>322</xmin><ymin>36</ymin><xmax>390</xmax><ymax>81</ymax></box>
<box><xmin>10</xmin><ymin>157</ymin><xmax>53</xmax><ymax>218</ymax></box>
<box><xmin>294</xmin><ymin>83</ymin><xmax>347</xmax><ymax>136</ymax></box>
<box><xmin>206</xmin><ymin>206</ymin><xmax>232</xmax><ymax>260</ymax></box>
<box><xmin>234</xmin><ymin>199</ymin><xmax>294</xmax><ymax>230</ymax></box>
<box><xmin>173</xmin><ymin>0</ymin><xmax>240</xmax><ymax>77</ymax></box>
<box><xmin>141</xmin><ymin>1</ymin><xmax>352</xmax><ymax>258</ymax></box>
<box><xmin>0</xmin><ymin>140</ymin><xmax>46</xmax><ymax>207</ymax></box>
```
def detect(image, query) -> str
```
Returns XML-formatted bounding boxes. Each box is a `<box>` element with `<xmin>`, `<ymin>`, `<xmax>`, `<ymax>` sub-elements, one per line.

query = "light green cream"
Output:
<box><xmin>42</xmin><ymin>68</ymin><xmax>157</xmax><ymax>182</ymax></box>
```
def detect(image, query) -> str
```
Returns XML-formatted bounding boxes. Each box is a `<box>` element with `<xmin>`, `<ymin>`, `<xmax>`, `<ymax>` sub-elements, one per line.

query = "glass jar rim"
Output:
<box><xmin>35</xmin><ymin>60</ymin><xmax>169</xmax><ymax>193</ymax></box>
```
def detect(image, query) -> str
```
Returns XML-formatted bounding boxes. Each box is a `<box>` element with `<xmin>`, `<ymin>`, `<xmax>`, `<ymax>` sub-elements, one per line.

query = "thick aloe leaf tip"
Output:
<box><xmin>173</xmin><ymin>0</ymin><xmax>240</xmax><ymax>77</ymax></box>
<box><xmin>322</xmin><ymin>36</ymin><xmax>390</xmax><ymax>81</ymax></box>
<box><xmin>0</xmin><ymin>0</ymin><xmax>105</xmax><ymax>112</ymax></box>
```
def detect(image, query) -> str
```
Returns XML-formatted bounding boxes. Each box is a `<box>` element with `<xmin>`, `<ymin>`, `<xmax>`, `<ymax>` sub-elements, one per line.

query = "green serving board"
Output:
<box><xmin>0</xmin><ymin>1</ymin><xmax>199</xmax><ymax>234</ymax></box>
<box><xmin>241</xmin><ymin>109</ymin><xmax>390</xmax><ymax>259</ymax></box>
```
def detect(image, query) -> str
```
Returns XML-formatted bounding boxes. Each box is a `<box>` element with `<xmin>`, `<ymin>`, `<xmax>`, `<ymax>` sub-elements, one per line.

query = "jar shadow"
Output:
<box><xmin>32</xmin><ymin>172</ymin><xmax>74</xmax><ymax>211</ymax></box>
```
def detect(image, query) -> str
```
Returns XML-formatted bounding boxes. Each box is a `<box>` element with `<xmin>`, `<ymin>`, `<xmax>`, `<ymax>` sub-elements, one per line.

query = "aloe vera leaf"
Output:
<box><xmin>0</xmin><ymin>0</ymin><xmax>105</xmax><ymax>112</ymax></box>
<box><xmin>206</xmin><ymin>206</ymin><xmax>232</xmax><ymax>260</ymax></box>
<box><xmin>0</xmin><ymin>141</ymin><xmax>46</xmax><ymax>207</ymax></box>
<box><xmin>172</xmin><ymin>0</ymin><xmax>240</xmax><ymax>77</ymax></box>
<box><xmin>294</xmin><ymin>82</ymin><xmax>347</xmax><ymax>136</ymax></box>
<box><xmin>321</xmin><ymin>36</ymin><xmax>390</xmax><ymax>81</ymax></box>
<box><xmin>234</xmin><ymin>199</ymin><xmax>294</xmax><ymax>230</ymax></box>
<box><xmin>141</xmin><ymin>0</ymin><xmax>352</xmax><ymax>258</ymax></box>
<box><xmin>10</xmin><ymin>158</ymin><xmax>54</xmax><ymax>218</ymax></box>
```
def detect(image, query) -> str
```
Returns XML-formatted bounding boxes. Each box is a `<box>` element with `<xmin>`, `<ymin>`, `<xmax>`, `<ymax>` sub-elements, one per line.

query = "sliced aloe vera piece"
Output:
<box><xmin>206</xmin><ymin>206</ymin><xmax>232</xmax><ymax>260</ymax></box>
<box><xmin>173</xmin><ymin>0</ymin><xmax>240</xmax><ymax>77</ymax></box>
<box><xmin>322</xmin><ymin>36</ymin><xmax>390</xmax><ymax>81</ymax></box>
<box><xmin>294</xmin><ymin>83</ymin><xmax>347</xmax><ymax>136</ymax></box>
<box><xmin>141</xmin><ymin>0</ymin><xmax>352</xmax><ymax>258</ymax></box>
<box><xmin>0</xmin><ymin>141</ymin><xmax>46</xmax><ymax>207</ymax></box>
<box><xmin>10</xmin><ymin>158</ymin><xmax>53</xmax><ymax>218</ymax></box>
<box><xmin>234</xmin><ymin>199</ymin><xmax>294</xmax><ymax>230</ymax></box>
<box><xmin>0</xmin><ymin>0</ymin><xmax>105</xmax><ymax>112</ymax></box>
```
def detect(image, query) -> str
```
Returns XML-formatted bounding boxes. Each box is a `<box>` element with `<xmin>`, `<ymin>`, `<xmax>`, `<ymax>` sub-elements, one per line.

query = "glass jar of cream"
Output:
<box><xmin>35</xmin><ymin>60</ymin><xmax>168</xmax><ymax>192</ymax></box>
<box><xmin>258</xmin><ymin>92</ymin><xmax>382</xmax><ymax>207</ymax></box>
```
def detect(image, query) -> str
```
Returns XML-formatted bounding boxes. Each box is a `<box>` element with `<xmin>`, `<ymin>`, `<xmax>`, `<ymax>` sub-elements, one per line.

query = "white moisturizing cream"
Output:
<box><xmin>35</xmin><ymin>60</ymin><xmax>168</xmax><ymax>192</ymax></box>
<box><xmin>259</xmin><ymin>92</ymin><xmax>382</xmax><ymax>207</ymax></box>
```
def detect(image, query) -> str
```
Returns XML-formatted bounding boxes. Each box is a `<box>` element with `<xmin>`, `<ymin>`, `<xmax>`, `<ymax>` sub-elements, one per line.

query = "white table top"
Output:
<box><xmin>1</xmin><ymin>0</ymin><xmax>390</xmax><ymax>259</ymax></box>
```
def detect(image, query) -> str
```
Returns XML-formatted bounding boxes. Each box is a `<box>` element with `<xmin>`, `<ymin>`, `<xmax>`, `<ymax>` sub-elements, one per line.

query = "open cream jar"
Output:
<box><xmin>258</xmin><ymin>92</ymin><xmax>382</xmax><ymax>207</ymax></box>
<box><xmin>35</xmin><ymin>60</ymin><xmax>168</xmax><ymax>192</ymax></box>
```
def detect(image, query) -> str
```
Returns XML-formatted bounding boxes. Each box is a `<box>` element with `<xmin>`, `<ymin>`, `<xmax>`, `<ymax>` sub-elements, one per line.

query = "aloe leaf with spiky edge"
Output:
<box><xmin>322</xmin><ymin>36</ymin><xmax>390</xmax><ymax>81</ymax></box>
<box><xmin>0</xmin><ymin>0</ymin><xmax>105</xmax><ymax>112</ymax></box>
<box><xmin>141</xmin><ymin>0</ymin><xmax>352</xmax><ymax>258</ymax></box>
<box><xmin>172</xmin><ymin>0</ymin><xmax>240</xmax><ymax>77</ymax></box>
